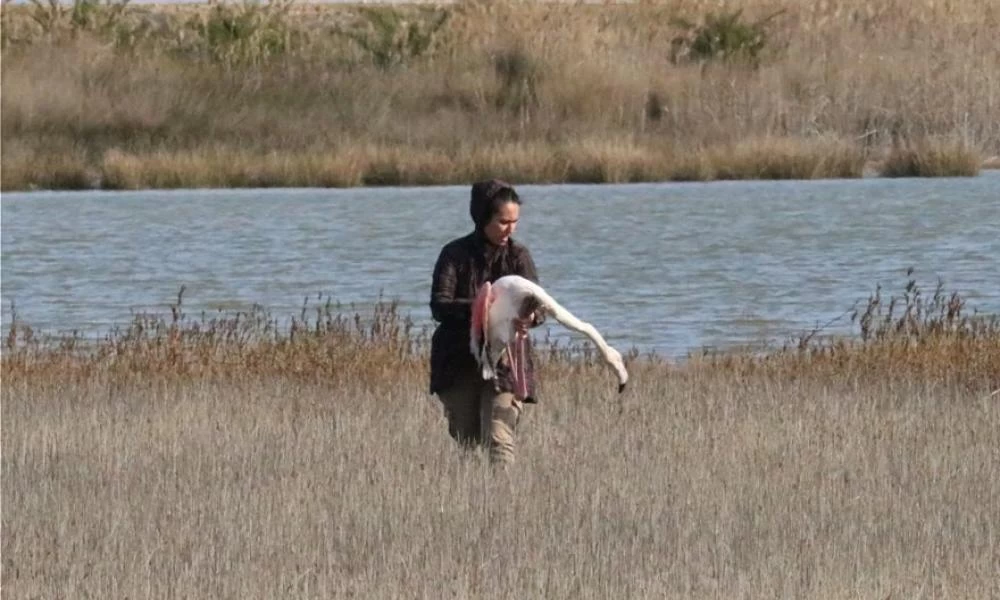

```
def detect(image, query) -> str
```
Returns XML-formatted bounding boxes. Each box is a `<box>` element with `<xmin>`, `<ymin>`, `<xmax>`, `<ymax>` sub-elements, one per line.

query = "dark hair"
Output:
<box><xmin>470</xmin><ymin>179</ymin><xmax>521</xmax><ymax>230</ymax></box>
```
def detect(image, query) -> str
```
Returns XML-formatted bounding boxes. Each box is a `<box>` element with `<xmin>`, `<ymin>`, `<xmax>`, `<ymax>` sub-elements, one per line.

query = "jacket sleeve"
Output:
<box><xmin>515</xmin><ymin>247</ymin><xmax>546</xmax><ymax>327</ymax></box>
<box><xmin>430</xmin><ymin>245</ymin><xmax>472</xmax><ymax>324</ymax></box>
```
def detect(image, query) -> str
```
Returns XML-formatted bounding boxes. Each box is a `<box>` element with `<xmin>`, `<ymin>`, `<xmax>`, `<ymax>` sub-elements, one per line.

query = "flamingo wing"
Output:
<box><xmin>470</xmin><ymin>281</ymin><xmax>493</xmax><ymax>376</ymax></box>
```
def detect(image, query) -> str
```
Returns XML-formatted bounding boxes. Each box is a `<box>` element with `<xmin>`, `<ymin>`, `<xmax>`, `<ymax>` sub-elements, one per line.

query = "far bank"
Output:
<box><xmin>2</xmin><ymin>0</ymin><xmax>996</xmax><ymax>190</ymax></box>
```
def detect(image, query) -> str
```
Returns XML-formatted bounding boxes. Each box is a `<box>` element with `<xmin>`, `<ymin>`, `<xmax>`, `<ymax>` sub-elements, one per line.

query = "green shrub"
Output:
<box><xmin>670</xmin><ymin>9</ymin><xmax>783</xmax><ymax>67</ymax></box>
<box><xmin>21</xmin><ymin>0</ymin><xmax>130</xmax><ymax>40</ymax></box>
<box><xmin>187</xmin><ymin>0</ymin><xmax>296</xmax><ymax>69</ymax></box>
<box><xmin>335</xmin><ymin>6</ymin><xmax>449</xmax><ymax>70</ymax></box>
<box><xmin>493</xmin><ymin>46</ymin><xmax>540</xmax><ymax>115</ymax></box>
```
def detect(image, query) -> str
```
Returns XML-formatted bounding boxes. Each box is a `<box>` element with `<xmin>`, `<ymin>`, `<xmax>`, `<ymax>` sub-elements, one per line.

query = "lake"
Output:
<box><xmin>3</xmin><ymin>173</ymin><xmax>999</xmax><ymax>359</ymax></box>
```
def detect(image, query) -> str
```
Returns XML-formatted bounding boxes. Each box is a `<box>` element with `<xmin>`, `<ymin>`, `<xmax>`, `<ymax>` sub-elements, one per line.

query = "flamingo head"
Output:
<box><xmin>604</xmin><ymin>346</ymin><xmax>629</xmax><ymax>393</ymax></box>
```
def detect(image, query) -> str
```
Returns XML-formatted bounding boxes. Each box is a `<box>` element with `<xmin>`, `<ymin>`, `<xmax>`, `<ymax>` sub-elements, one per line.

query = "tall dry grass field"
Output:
<box><xmin>3</xmin><ymin>283</ymin><xmax>999</xmax><ymax>598</ymax></box>
<box><xmin>2</xmin><ymin>0</ymin><xmax>997</xmax><ymax>190</ymax></box>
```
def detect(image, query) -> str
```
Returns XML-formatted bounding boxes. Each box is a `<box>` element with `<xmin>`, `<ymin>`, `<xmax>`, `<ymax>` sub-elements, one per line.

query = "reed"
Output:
<box><xmin>697</xmin><ymin>135</ymin><xmax>864</xmax><ymax>180</ymax></box>
<box><xmin>4</xmin><ymin>275</ymin><xmax>998</xmax><ymax>390</ymax></box>
<box><xmin>881</xmin><ymin>137</ymin><xmax>983</xmax><ymax>178</ymax></box>
<box><xmin>2</xmin><ymin>0</ymin><xmax>997</xmax><ymax>190</ymax></box>
<box><xmin>3</xmin><ymin>277</ymin><xmax>998</xmax><ymax>598</ymax></box>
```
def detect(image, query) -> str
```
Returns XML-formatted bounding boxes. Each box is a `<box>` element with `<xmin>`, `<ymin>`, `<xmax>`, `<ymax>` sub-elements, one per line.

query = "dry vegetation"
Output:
<box><xmin>2</xmin><ymin>0</ymin><xmax>997</xmax><ymax>191</ymax></box>
<box><xmin>3</xmin><ymin>277</ymin><xmax>999</xmax><ymax>598</ymax></box>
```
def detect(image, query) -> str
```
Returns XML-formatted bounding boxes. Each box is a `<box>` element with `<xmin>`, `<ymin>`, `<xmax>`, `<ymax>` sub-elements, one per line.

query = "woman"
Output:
<box><xmin>429</xmin><ymin>179</ymin><xmax>545</xmax><ymax>465</ymax></box>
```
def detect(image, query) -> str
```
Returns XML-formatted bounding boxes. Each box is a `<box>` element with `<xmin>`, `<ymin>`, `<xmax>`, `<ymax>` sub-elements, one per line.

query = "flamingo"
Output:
<box><xmin>470</xmin><ymin>274</ymin><xmax>629</xmax><ymax>398</ymax></box>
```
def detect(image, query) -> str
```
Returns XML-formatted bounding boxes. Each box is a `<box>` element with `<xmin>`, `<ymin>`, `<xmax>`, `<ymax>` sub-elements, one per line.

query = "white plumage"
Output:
<box><xmin>471</xmin><ymin>275</ymin><xmax>629</xmax><ymax>397</ymax></box>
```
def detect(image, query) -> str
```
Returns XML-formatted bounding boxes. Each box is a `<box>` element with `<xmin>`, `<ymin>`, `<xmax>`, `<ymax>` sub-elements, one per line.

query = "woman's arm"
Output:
<box><xmin>430</xmin><ymin>246</ymin><xmax>472</xmax><ymax>324</ymax></box>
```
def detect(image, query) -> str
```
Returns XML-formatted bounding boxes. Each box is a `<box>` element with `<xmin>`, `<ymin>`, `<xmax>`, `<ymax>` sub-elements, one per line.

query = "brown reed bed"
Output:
<box><xmin>880</xmin><ymin>136</ymin><xmax>983</xmax><ymax>178</ymax></box>
<box><xmin>3</xmin><ymin>278</ymin><xmax>1000</xmax><ymax>598</ymax></box>
<box><xmin>2</xmin><ymin>0</ymin><xmax>997</xmax><ymax>191</ymax></box>
<box><xmin>4</xmin><ymin>277</ymin><xmax>998</xmax><ymax>391</ymax></box>
<box><xmin>0</xmin><ymin>136</ymin><xmax>868</xmax><ymax>191</ymax></box>
<box><xmin>3</xmin><ymin>278</ymin><xmax>999</xmax><ymax>597</ymax></box>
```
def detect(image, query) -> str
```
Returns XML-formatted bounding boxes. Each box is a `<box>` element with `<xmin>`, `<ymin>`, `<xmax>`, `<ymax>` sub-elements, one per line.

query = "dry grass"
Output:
<box><xmin>5</xmin><ymin>368</ymin><xmax>998</xmax><ymax>598</ymax></box>
<box><xmin>3</xmin><ymin>278</ymin><xmax>999</xmax><ymax>598</ymax></box>
<box><xmin>881</xmin><ymin>136</ymin><xmax>983</xmax><ymax>178</ymax></box>
<box><xmin>1</xmin><ymin>137</ymin><xmax>868</xmax><ymax>190</ymax></box>
<box><xmin>2</xmin><ymin>0</ymin><xmax>997</xmax><ymax>190</ymax></box>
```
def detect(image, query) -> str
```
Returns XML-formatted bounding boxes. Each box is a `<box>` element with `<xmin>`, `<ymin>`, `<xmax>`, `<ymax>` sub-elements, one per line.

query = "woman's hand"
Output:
<box><xmin>513</xmin><ymin>312</ymin><xmax>535</xmax><ymax>334</ymax></box>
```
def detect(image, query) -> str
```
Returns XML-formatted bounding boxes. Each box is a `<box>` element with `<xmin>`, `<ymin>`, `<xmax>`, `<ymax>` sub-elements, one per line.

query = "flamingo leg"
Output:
<box><xmin>518</xmin><ymin>332</ymin><xmax>528</xmax><ymax>399</ymax></box>
<box><xmin>506</xmin><ymin>331</ymin><xmax>529</xmax><ymax>400</ymax></box>
<box><xmin>503</xmin><ymin>343</ymin><xmax>515</xmax><ymax>392</ymax></box>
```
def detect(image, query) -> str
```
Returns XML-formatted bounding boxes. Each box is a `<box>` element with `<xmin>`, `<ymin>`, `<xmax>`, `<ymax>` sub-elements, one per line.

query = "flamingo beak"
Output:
<box><xmin>618</xmin><ymin>383</ymin><xmax>626</xmax><ymax>393</ymax></box>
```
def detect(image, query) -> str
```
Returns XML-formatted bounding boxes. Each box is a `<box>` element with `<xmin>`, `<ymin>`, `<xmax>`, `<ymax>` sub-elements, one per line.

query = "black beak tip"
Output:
<box><xmin>618</xmin><ymin>383</ymin><xmax>626</xmax><ymax>394</ymax></box>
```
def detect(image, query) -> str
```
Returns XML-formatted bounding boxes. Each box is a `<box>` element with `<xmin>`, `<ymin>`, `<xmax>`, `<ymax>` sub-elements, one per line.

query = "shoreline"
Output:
<box><xmin>3</xmin><ymin>148</ymin><xmax>993</xmax><ymax>193</ymax></box>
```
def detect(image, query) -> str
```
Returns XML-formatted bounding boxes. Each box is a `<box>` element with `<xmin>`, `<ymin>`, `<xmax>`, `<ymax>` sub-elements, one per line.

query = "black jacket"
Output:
<box><xmin>429</xmin><ymin>230</ymin><xmax>543</xmax><ymax>401</ymax></box>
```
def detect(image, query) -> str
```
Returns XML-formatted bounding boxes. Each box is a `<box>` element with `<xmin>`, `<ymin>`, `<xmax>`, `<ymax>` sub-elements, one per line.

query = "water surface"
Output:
<box><xmin>3</xmin><ymin>173</ymin><xmax>999</xmax><ymax>358</ymax></box>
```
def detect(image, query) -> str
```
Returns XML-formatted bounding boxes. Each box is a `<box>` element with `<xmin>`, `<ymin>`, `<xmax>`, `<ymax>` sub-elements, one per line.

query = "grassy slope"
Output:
<box><xmin>3</xmin><ymin>279</ymin><xmax>999</xmax><ymax>598</ymax></box>
<box><xmin>4</xmin><ymin>372</ymin><xmax>997</xmax><ymax>598</ymax></box>
<box><xmin>1</xmin><ymin>0</ymin><xmax>996</xmax><ymax>190</ymax></box>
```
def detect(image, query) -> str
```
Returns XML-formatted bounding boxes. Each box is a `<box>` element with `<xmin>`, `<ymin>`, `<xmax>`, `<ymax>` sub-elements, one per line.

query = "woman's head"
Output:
<box><xmin>470</xmin><ymin>179</ymin><xmax>522</xmax><ymax>246</ymax></box>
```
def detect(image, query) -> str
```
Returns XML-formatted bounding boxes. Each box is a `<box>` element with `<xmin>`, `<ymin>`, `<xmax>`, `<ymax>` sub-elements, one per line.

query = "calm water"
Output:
<box><xmin>3</xmin><ymin>174</ymin><xmax>999</xmax><ymax>358</ymax></box>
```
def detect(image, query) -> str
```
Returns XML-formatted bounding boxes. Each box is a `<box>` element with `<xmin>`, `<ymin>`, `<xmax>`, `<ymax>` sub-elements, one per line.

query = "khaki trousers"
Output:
<box><xmin>438</xmin><ymin>370</ymin><xmax>523</xmax><ymax>465</ymax></box>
